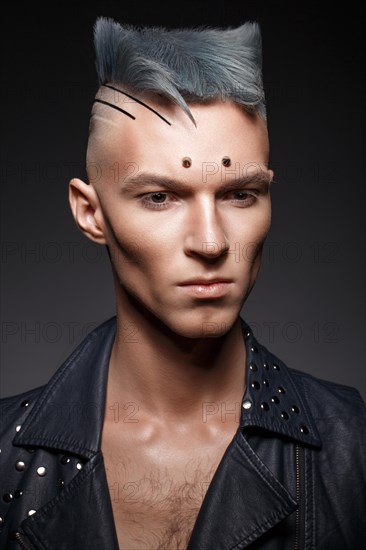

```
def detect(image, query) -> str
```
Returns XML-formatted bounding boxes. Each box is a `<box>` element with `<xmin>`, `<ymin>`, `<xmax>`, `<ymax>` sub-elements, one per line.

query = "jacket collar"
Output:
<box><xmin>13</xmin><ymin>315</ymin><xmax>321</xmax><ymax>458</ymax></box>
<box><xmin>13</xmin><ymin>316</ymin><xmax>117</xmax><ymax>459</ymax></box>
<box><xmin>239</xmin><ymin>318</ymin><xmax>322</xmax><ymax>448</ymax></box>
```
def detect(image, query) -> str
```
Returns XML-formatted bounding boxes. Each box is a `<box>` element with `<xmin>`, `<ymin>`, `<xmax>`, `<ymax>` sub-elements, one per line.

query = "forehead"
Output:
<box><xmin>89</xmin><ymin>90</ymin><xmax>269</xmax><ymax>180</ymax></box>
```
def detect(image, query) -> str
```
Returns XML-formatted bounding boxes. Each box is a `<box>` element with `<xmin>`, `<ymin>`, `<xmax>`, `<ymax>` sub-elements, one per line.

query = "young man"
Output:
<box><xmin>0</xmin><ymin>16</ymin><xmax>365</xmax><ymax>550</ymax></box>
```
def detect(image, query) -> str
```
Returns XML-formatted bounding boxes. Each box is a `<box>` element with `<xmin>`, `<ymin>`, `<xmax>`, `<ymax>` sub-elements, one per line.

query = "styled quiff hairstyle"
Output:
<box><xmin>93</xmin><ymin>17</ymin><xmax>266</xmax><ymax>124</ymax></box>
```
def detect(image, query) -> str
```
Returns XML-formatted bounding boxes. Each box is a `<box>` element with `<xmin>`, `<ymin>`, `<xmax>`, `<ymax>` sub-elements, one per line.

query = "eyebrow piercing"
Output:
<box><xmin>182</xmin><ymin>157</ymin><xmax>192</xmax><ymax>168</ymax></box>
<box><xmin>222</xmin><ymin>156</ymin><xmax>231</xmax><ymax>167</ymax></box>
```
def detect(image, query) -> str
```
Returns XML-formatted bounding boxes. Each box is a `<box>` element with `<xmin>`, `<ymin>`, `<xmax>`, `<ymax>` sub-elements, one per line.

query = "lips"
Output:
<box><xmin>177</xmin><ymin>278</ymin><xmax>233</xmax><ymax>299</ymax></box>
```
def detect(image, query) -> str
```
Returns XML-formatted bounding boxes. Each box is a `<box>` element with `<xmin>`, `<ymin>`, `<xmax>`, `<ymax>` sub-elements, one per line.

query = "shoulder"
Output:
<box><xmin>252</xmin><ymin>330</ymin><xmax>366</xmax><ymax>452</ymax></box>
<box><xmin>251</xmin><ymin>323</ymin><xmax>366</xmax><ymax>421</ymax></box>
<box><xmin>288</xmin><ymin>366</ymin><xmax>366</xmax><ymax>420</ymax></box>
<box><xmin>0</xmin><ymin>315</ymin><xmax>117</xmax><ymax>436</ymax></box>
<box><xmin>287</xmin><ymin>365</ymin><xmax>366</xmax><ymax>461</ymax></box>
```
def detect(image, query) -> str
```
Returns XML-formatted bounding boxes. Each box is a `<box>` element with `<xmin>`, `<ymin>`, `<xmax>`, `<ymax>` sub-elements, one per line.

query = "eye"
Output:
<box><xmin>234</xmin><ymin>191</ymin><xmax>250</xmax><ymax>199</ymax></box>
<box><xmin>140</xmin><ymin>192</ymin><xmax>172</xmax><ymax>210</ymax></box>
<box><xmin>149</xmin><ymin>192</ymin><xmax>167</xmax><ymax>203</ymax></box>
<box><xmin>229</xmin><ymin>190</ymin><xmax>258</xmax><ymax>207</ymax></box>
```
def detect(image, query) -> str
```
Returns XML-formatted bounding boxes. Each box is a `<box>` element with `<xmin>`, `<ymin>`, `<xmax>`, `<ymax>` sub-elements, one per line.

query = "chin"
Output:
<box><xmin>167</xmin><ymin>308</ymin><xmax>239</xmax><ymax>340</ymax></box>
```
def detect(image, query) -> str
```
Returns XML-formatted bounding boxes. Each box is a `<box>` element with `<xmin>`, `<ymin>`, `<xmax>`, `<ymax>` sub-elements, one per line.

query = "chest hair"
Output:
<box><xmin>106</xmin><ymin>454</ymin><xmax>218</xmax><ymax>549</ymax></box>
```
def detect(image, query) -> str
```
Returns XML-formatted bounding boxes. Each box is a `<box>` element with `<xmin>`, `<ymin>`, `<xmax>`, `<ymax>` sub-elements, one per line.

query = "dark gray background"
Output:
<box><xmin>1</xmin><ymin>1</ymin><xmax>365</xmax><ymax>400</ymax></box>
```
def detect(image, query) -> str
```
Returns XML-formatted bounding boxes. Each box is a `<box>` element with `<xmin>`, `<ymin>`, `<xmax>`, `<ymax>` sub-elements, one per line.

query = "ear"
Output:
<box><xmin>68</xmin><ymin>178</ymin><xmax>107</xmax><ymax>245</ymax></box>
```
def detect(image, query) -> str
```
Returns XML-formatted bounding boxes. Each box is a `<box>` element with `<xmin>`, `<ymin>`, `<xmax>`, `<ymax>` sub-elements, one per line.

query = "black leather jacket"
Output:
<box><xmin>0</xmin><ymin>316</ymin><xmax>365</xmax><ymax>549</ymax></box>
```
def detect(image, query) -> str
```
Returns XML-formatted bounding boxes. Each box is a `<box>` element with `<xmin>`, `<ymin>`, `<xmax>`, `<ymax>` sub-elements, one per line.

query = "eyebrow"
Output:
<box><xmin>121</xmin><ymin>170</ymin><xmax>273</xmax><ymax>194</ymax></box>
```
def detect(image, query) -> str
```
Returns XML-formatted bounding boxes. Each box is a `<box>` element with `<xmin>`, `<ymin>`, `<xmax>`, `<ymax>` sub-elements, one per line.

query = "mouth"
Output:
<box><xmin>179</xmin><ymin>277</ymin><xmax>233</xmax><ymax>286</ymax></box>
<box><xmin>177</xmin><ymin>279</ymin><xmax>233</xmax><ymax>299</ymax></box>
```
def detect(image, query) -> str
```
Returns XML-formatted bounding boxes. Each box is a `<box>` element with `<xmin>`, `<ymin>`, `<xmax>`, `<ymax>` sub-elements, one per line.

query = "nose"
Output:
<box><xmin>183</xmin><ymin>197</ymin><xmax>230</xmax><ymax>260</ymax></box>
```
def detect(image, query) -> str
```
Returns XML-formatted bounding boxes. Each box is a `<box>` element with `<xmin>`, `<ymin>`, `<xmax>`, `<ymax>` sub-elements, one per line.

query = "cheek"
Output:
<box><xmin>98</xmin><ymin>204</ymin><xmax>145</xmax><ymax>267</ymax></box>
<box><xmin>103</xmin><ymin>211</ymin><xmax>176</xmax><ymax>276</ymax></box>
<box><xmin>230</xmin><ymin>202</ymin><xmax>271</xmax><ymax>262</ymax></box>
<box><xmin>253</xmin><ymin>206</ymin><xmax>272</xmax><ymax>246</ymax></box>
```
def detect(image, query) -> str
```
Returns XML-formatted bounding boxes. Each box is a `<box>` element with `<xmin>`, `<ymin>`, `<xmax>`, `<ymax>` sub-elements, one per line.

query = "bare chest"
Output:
<box><xmin>104</xmin><ymin>451</ymin><xmax>218</xmax><ymax>550</ymax></box>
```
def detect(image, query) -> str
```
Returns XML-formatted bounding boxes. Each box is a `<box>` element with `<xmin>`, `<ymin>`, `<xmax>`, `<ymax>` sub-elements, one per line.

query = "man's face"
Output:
<box><xmin>84</xmin><ymin>93</ymin><xmax>272</xmax><ymax>338</ymax></box>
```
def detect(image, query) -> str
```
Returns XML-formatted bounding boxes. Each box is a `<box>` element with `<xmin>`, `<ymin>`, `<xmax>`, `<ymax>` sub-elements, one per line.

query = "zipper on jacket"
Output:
<box><xmin>294</xmin><ymin>444</ymin><xmax>301</xmax><ymax>550</ymax></box>
<box><xmin>11</xmin><ymin>531</ymin><xmax>34</xmax><ymax>550</ymax></box>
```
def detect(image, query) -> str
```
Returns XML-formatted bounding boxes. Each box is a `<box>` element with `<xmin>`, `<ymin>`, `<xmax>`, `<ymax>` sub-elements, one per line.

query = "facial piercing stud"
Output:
<box><xmin>182</xmin><ymin>157</ymin><xmax>192</xmax><ymax>168</ymax></box>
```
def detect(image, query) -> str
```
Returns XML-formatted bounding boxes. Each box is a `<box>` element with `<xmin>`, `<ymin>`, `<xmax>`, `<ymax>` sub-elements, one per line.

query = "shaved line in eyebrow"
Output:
<box><xmin>121</xmin><ymin>170</ymin><xmax>273</xmax><ymax>194</ymax></box>
<box><xmin>102</xmin><ymin>84</ymin><xmax>172</xmax><ymax>126</ymax></box>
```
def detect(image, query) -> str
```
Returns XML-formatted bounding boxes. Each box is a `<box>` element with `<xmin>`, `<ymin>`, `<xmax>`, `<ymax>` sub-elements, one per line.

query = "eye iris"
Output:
<box><xmin>151</xmin><ymin>192</ymin><xmax>166</xmax><ymax>203</ymax></box>
<box><xmin>236</xmin><ymin>192</ymin><xmax>248</xmax><ymax>199</ymax></box>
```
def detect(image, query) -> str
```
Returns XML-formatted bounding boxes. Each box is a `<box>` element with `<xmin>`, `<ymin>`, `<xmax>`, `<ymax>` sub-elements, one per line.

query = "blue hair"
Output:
<box><xmin>93</xmin><ymin>17</ymin><xmax>266</xmax><ymax>124</ymax></box>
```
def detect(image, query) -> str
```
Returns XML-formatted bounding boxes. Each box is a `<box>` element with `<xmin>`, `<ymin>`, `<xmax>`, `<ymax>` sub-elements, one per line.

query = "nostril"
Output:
<box><xmin>199</xmin><ymin>240</ymin><xmax>229</xmax><ymax>258</ymax></box>
<box><xmin>201</xmin><ymin>241</ymin><xmax>223</xmax><ymax>257</ymax></box>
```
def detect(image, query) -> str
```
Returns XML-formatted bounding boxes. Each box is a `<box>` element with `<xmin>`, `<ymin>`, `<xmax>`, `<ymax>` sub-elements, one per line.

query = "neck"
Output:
<box><xmin>105</xmin><ymin>290</ymin><xmax>247</xmax><ymax>425</ymax></box>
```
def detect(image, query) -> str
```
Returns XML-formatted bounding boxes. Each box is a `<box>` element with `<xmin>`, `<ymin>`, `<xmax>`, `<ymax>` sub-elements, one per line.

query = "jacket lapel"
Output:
<box><xmin>20</xmin><ymin>452</ymin><xmax>119</xmax><ymax>550</ymax></box>
<box><xmin>187</xmin><ymin>320</ymin><xmax>321</xmax><ymax>549</ymax></box>
<box><xmin>187</xmin><ymin>428</ymin><xmax>297</xmax><ymax>549</ymax></box>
